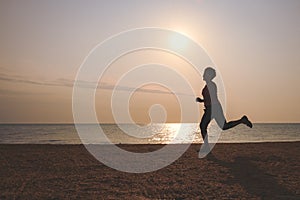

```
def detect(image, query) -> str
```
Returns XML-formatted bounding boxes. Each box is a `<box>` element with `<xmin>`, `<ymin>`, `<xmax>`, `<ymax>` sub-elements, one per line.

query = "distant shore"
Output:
<box><xmin>1</xmin><ymin>142</ymin><xmax>299</xmax><ymax>199</ymax></box>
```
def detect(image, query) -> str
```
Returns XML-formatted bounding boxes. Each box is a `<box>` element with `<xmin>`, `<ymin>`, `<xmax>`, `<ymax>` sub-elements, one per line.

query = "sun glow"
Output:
<box><xmin>169</xmin><ymin>31</ymin><xmax>190</xmax><ymax>51</ymax></box>
<box><xmin>168</xmin><ymin>27</ymin><xmax>196</xmax><ymax>53</ymax></box>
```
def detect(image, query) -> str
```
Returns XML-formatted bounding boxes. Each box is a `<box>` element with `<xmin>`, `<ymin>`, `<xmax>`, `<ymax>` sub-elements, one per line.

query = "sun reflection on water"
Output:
<box><xmin>150</xmin><ymin>123</ymin><xmax>197</xmax><ymax>144</ymax></box>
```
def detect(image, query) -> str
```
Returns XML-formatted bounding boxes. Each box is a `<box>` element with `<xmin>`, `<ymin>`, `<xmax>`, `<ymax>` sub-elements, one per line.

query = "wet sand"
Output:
<box><xmin>0</xmin><ymin>142</ymin><xmax>299</xmax><ymax>199</ymax></box>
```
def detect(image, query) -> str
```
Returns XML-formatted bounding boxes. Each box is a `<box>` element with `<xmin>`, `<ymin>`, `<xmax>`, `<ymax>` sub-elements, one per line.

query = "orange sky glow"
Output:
<box><xmin>0</xmin><ymin>0</ymin><xmax>299</xmax><ymax>123</ymax></box>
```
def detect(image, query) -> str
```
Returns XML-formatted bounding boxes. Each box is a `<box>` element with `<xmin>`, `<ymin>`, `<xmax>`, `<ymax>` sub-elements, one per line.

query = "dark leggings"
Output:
<box><xmin>200</xmin><ymin>105</ymin><xmax>242</xmax><ymax>142</ymax></box>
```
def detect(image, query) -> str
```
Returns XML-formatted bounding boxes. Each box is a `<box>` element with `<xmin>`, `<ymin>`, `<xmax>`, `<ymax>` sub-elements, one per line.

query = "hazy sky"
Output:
<box><xmin>0</xmin><ymin>0</ymin><xmax>299</xmax><ymax>123</ymax></box>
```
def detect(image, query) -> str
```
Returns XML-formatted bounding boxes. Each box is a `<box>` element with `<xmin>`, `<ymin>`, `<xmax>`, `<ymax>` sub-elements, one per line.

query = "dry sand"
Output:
<box><xmin>0</xmin><ymin>142</ymin><xmax>299</xmax><ymax>199</ymax></box>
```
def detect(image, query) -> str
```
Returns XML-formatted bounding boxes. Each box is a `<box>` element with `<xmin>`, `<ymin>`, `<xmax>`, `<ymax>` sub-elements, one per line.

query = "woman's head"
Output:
<box><xmin>203</xmin><ymin>67</ymin><xmax>216</xmax><ymax>81</ymax></box>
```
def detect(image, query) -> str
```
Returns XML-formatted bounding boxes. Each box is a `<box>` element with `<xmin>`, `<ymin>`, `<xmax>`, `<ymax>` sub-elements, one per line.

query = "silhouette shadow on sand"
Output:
<box><xmin>206</xmin><ymin>153</ymin><xmax>297</xmax><ymax>199</ymax></box>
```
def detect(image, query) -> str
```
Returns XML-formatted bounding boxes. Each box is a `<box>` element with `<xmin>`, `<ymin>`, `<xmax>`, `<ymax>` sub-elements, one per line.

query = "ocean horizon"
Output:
<box><xmin>0</xmin><ymin>123</ymin><xmax>299</xmax><ymax>145</ymax></box>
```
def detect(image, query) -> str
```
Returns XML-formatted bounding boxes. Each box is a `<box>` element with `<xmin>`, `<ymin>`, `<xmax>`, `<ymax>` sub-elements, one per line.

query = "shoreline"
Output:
<box><xmin>1</xmin><ymin>142</ymin><xmax>299</xmax><ymax>199</ymax></box>
<box><xmin>1</xmin><ymin>140</ymin><xmax>300</xmax><ymax>145</ymax></box>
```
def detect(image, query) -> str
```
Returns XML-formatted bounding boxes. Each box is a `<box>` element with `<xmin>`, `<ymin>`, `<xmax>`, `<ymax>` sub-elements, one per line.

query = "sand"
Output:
<box><xmin>0</xmin><ymin>142</ymin><xmax>299</xmax><ymax>199</ymax></box>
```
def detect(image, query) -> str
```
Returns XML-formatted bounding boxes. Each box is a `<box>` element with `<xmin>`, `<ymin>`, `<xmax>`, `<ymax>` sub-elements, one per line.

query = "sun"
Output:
<box><xmin>168</xmin><ymin>28</ymin><xmax>194</xmax><ymax>52</ymax></box>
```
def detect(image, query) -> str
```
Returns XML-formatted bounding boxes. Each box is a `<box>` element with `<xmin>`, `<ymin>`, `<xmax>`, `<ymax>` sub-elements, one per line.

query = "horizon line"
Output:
<box><xmin>0</xmin><ymin>122</ymin><xmax>300</xmax><ymax>125</ymax></box>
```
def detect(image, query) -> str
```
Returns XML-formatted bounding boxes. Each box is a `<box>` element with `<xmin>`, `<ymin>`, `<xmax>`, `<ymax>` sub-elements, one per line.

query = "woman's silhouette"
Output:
<box><xmin>196</xmin><ymin>67</ymin><xmax>252</xmax><ymax>145</ymax></box>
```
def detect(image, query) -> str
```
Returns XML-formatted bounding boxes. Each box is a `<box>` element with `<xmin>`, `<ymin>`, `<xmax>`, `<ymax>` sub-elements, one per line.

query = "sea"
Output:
<box><xmin>0</xmin><ymin>123</ymin><xmax>299</xmax><ymax>144</ymax></box>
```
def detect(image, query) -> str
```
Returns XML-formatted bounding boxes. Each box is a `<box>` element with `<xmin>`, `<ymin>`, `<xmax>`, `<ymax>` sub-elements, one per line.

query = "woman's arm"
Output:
<box><xmin>196</xmin><ymin>97</ymin><xmax>204</xmax><ymax>103</ymax></box>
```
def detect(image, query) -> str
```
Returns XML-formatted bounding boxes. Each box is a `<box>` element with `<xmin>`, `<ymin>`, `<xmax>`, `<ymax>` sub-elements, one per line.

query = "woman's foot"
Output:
<box><xmin>242</xmin><ymin>115</ymin><xmax>253</xmax><ymax>128</ymax></box>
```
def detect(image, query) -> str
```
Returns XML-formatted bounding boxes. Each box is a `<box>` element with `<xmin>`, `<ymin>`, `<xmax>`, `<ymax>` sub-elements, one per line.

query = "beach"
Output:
<box><xmin>0</xmin><ymin>142</ymin><xmax>299</xmax><ymax>199</ymax></box>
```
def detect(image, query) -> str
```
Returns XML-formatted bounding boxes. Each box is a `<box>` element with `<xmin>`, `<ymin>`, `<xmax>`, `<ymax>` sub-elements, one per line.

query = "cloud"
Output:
<box><xmin>0</xmin><ymin>72</ymin><xmax>68</xmax><ymax>87</ymax></box>
<box><xmin>0</xmin><ymin>73</ymin><xmax>193</xmax><ymax>96</ymax></box>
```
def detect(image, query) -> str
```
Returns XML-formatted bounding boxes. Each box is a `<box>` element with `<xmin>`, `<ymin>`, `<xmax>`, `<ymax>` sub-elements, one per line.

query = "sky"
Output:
<box><xmin>0</xmin><ymin>0</ymin><xmax>299</xmax><ymax>123</ymax></box>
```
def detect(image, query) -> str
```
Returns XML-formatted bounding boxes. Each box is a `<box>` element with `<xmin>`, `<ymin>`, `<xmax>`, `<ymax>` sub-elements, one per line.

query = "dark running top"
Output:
<box><xmin>202</xmin><ymin>82</ymin><xmax>219</xmax><ymax>108</ymax></box>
